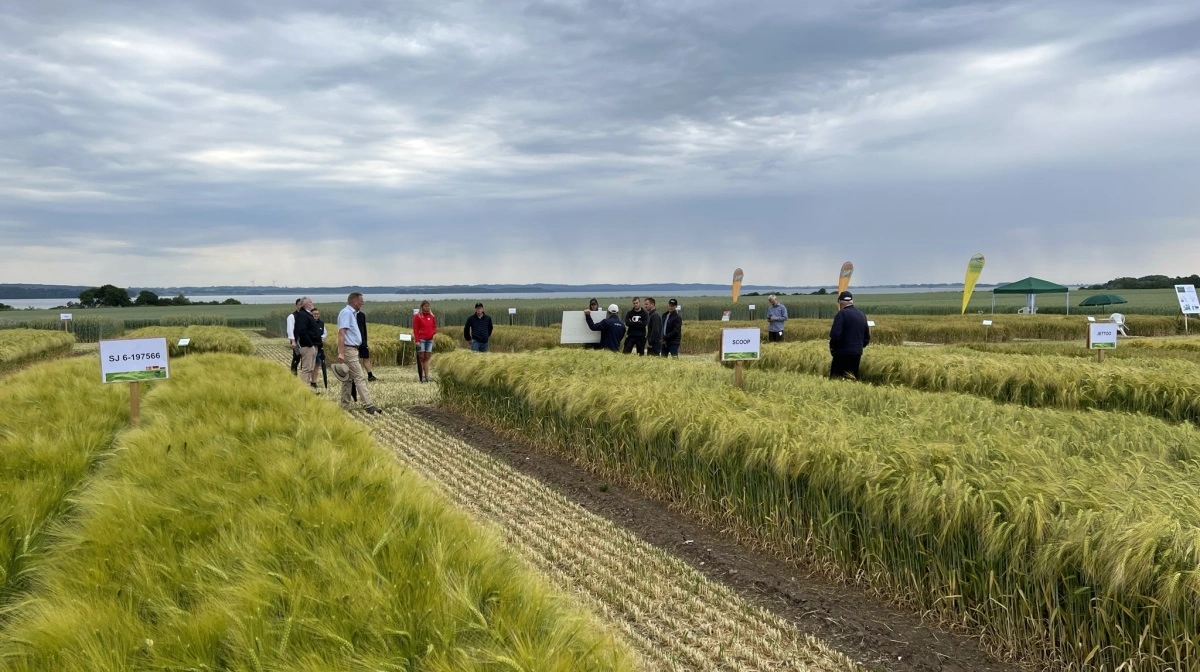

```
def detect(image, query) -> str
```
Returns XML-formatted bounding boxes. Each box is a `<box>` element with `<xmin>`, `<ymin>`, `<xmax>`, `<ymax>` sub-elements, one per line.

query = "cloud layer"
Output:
<box><xmin>2</xmin><ymin>0</ymin><xmax>1198</xmax><ymax>286</ymax></box>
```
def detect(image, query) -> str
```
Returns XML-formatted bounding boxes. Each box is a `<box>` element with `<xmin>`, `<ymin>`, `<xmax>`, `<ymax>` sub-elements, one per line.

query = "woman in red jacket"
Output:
<box><xmin>412</xmin><ymin>300</ymin><xmax>438</xmax><ymax>383</ymax></box>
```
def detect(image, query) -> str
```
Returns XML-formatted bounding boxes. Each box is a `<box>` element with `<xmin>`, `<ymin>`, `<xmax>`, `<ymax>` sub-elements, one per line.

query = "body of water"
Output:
<box><xmin>2</xmin><ymin>286</ymin><xmax>996</xmax><ymax>310</ymax></box>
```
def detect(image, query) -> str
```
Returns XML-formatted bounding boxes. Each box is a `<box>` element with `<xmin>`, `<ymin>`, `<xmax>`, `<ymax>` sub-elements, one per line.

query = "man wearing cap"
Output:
<box><xmin>463</xmin><ymin>302</ymin><xmax>494</xmax><ymax>352</ymax></box>
<box><xmin>337</xmin><ymin>292</ymin><xmax>382</xmax><ymax>414</ymax></box>
<box><xmin>829</xmin><ymin>291</ymin><xmax>870</xmax><ymax>379</ymax></box>
<box><xmin>766</xmin><ymin>294</ymin><xmax>787</xmax><ymax>342</ymax></box>
<box><xmin>584</xmin><ymin>303</ymin><xmax>627</xmax><ymax>352</ymax></box>
<box><xmin>660</xmin><ymin>298</ymin><xmax>682</xmax><ymax>357</ymax></box>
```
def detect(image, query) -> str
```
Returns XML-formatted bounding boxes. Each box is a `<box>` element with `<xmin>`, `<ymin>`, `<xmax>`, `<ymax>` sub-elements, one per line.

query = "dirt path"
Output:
<box><xmin>250</xmin><ymin>333</ymin><xmax>1019</xmax><ymax>672</ymax></box>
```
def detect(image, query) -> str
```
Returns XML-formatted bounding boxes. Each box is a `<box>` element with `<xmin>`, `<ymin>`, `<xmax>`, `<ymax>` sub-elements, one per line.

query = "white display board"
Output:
<box><xmin>508</xmin><ymin>307</ymin><xmax>517</xmax><ymax>315</ymax></box>
<box><xmin>721</xmin><ymin>328</ymin><xmax>761</xmax><ymax>361</ymax></box>
<box><xmin>559</xmin><ymin>311</ymin><xmax>603</xmax><ymax>344</ymax></box>
<box><xmin>867</xmin><ymin>320</ymin><xmax>876</xmax><ymax>327</ymax></box>
<box><xmin>178</xmin><ymin>338</ymin><xmax>191</xmax><ymax>347</ymax></box>
<box><xmin>1088</xmin><ymin>322</ymin><xmax>1118</xmax><ymax>349</ymax></box>
<box><xmin>60</xmin><ymin>313</ymin><xmax>72</xmax><ymax>320</ymax></box>
<box><xmin>982</xmin><ymin>319</ymin><xmax>993</xmax><ymax>326</ymax></box>
<box><xmin>99</xmin><ymin>338</ymin><xmax>169</xmax><ymax>383</ymax></box>
<box><xmin>1176</xmin><ymin>285</ymin><xmax>1200</xmax><ymax>315</ymax></box>
<box><xmin>748</xmin><ymin>304</ymin><xmax>756</xmax><ymax>311</ymax></box>
<box><xmin>399</xmin><ymin>333</ymin><xmax>412</xmax><ymax>342</ymax></box>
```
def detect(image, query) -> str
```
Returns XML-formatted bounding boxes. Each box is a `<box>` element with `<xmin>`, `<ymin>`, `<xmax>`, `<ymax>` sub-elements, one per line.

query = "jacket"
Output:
<box><xmin>661</xmin><ymin>310</ymin><xmax>682</xmax><ymax>344</ymax></box>
<box><xmin>464</xmin><ymin>313</ymin><xmax>494</xmax><ymax>342</ymax></box>
<box><xmin>767</xmin><ymin>303</ymin><xmax>788</xmax><ymax>333</ymax></box>
<box><xmin>586</xmin><ymin>312</ymin><xmax>627</xmax><ymax>352</ymax></box>
<box><xmin>295</xmin><ymin>309</ymin><xmax>323</xmax><ymax>348</ymax></box>
<box><xmin>830</xmin><ymin>306</ymin><xmax>871</xmax><ymax>355</ymax></box>
<box><xmin>624</xmin><ymin>308</ymin><xmax>648</xmax><ymax>337</ymax></box>
<box><xmin>413</xmin><ymin>312</ymin><xmax>437</xmax><ymax>341</ymax></box>
<box><xmin>645</xmin><ymin>309</ymin><xmax>663</xmax><ymax>343</ymax></box>
<box><xmin>356</xmin><ymin>311</ymin><xmax>369</xmax><ymax>346</ymax></box>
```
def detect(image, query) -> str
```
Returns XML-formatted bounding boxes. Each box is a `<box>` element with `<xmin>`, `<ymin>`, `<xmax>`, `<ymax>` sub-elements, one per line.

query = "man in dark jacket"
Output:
<box><xmin>644</xmin><ymin>297</ymin><xmax>663</xmax><ymax>356</ymax></box>
<box><xmin>585</xmin><ymin>303</ymin><xmax>627</xmax><ymax>352</ymax></box>
<box><xmin>583</xmin><ymin>298</ymin><xmax>602</xmax><ymax>350</ymax></box>
<box><xmin>294</xmin><ymin>297</ymin><xmax>323</xmax><ymax>389</ymax></box>
<box><xmin>622</xmin><ymin>297</ymin><xmax>648</xmax><ymax>355</ymax></box>
<box><xmin>463</xmin><ymin>302</ymin><xmax>494</xmax><ymax>352</ymax></box>
<box><xmin>660</xmin><ymin>298</ymin><xmax>682</xmax><ymax>357</ymax></box>
<box><xmin>829</xmin><ymin>291</ymin><xmax>871</xmax><ymax>379</ymax></box>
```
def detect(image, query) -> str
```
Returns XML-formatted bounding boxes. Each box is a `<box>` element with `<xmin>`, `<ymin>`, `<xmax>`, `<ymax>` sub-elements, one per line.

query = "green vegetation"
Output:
<box><xmin>1083</xmin><ymin>274</ymin><xmax>1200</xmax><ymax>290</ymax></box>
<box><xmin>122</xmin><ymin>326</ymin><xmax>254</xmax><ymax>357</ymax></box>
<box><xmin>437</xmin><ymin>348</ymin><xmax>1200</xmax><ymax>670</ymax></box>
<box><xmin>0</xmin><ymin>355</ymin><xmax>633</xmax><ymax>671</ymax></box>
<box><xmin>0</xmin><ymin>329</ymin><xmax>75</xmax><ymax>374</ymax></box>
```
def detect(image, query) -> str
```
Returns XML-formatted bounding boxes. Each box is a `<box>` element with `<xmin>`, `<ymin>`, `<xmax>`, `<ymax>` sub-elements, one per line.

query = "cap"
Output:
<box><xmin>474</xmin><ymin>302</ymin><xmax>483</xmax><ymax>308</ymax></box>
<box><xmin>668</xmin><ymin>298</ymin><xmax>678</xmax><ymax>306</ymax></box>
<box><xmin>837</xmin><ymin>291</ymin><xmax>854</xmax><ymax>302</ymax></box>
<box><xmin>608</xmin><ymin>304</ymin><xmax>620</xmax><ymax>313</ymax></box>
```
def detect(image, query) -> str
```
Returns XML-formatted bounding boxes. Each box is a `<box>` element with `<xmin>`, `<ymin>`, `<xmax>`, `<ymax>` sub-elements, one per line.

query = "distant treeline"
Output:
<box><xmin>1083</xmin><ymin>275</ymin><xmax>1200</xmax><ymax>290</ymax></box>
<box><xmin>52</xmin><ymin>285</ymin><xmax>242</xmax><ymax>309</ymax></box>
<box><xmin>0</xmin><ymin>285</ymin><xmax>91</xmax><ymax>300</ymax></box>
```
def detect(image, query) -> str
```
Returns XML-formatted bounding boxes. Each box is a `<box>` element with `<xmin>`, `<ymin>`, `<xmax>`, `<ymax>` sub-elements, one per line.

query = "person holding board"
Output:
<box><xmin>585</xmin><ymin>304</ymin><xmax>627</xmax><ymax>352</ymax></box>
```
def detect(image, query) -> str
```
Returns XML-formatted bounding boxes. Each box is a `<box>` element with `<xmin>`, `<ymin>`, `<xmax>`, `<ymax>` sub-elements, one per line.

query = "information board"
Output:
<box><xmin>99</xmin><ymin>338</ymin><xmax>170</xmax><ymax>383</ymax></box>
<box><xmin>1176</xmin><ymin>285</ymin><xmax>1200</xmax><ymax>315</ymax></box>
<box><xmin>721</xmin><ymin>328</ymin><xmax>761</xmax><ymax>361</ymax></box>
<box><xmin>1088</xmin><ymin>323</ymin><xmax>1118</xmax><ymax>350</ymax></box>
<box><xmin>559</xmin><ymin>311</ymin><xmax>603</xmax><ymax>344</ymax></box>
<box><xmin>60</xmin><ymin>313</ymin><xmax>72</xmax><ymax>321</ymax></box>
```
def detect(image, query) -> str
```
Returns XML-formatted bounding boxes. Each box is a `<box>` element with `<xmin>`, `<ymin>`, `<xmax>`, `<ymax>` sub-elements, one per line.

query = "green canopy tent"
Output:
<box><xmin>991</xmin><ymin>277</ymin><xmax>1071</xmax><ymax>315</ymax></box>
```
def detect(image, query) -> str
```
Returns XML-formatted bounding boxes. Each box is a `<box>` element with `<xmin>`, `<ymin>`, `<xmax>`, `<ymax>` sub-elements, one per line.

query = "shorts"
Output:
<box><xmin>417</xmin><ymin>339</ymin><xmax>434</xmax><ymax>353</ymax></box>
<box><xmin>357</xmin><ymin>344</ymin><xmax>371</xmax><ymax>359</ymax></box>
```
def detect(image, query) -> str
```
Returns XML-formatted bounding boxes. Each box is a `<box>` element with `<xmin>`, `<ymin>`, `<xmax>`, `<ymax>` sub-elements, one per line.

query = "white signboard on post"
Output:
<box><xmin>508</xmin><ymin>308</ymin><xmax>517</xmax><ymax>315</ymax></box>
<box><xmin>99</xmin><ymin>338</ymin><xmax>169</xmax><ymax>383</ymax></box>
<box><xmin>60</xmin><ymin>313</ymin><xmax>72</xmax><ymax>321</ymax></box>
<box><xmin>1176</xmin><ymin>285</ymin><xmax>1200</xmax><ymax>314</ymax></box>
<box><xmin>1088</xmin><ymin>323</ymin><xmax>1118</xmax><ymax>350</ymax></box>
<box><xmin>559</xmin><ymin>311</ymin><xmax>603</xmax><ymax>344</ymax></box>
<box><xmin>721</xmin><ymin>328</ymin><xmax>761</xmax><ymax>361</ymax></box>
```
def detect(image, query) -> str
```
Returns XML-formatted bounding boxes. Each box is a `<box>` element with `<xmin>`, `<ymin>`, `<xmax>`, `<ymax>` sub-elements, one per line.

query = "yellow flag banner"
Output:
<box><xmin>961</xmin><ymin>253</ymin><xmax>986</xmax><ymax>314</ymax></box>
<box><xmin>732</xmin><ymin>268</ymin><xmax>744</xmax><ymax>303</ymax></box>
<box><xmin>837</xmin><ymin>261</ymin><xmax>854</xmax><ymax>295</ymax></box>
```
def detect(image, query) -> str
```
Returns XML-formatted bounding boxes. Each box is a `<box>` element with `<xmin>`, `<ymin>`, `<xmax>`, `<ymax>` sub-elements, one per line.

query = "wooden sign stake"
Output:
<box><xmin>130</xmin><ymin>381</ymin><xmax>141</xmax><ymax>426</ymax></box>
<box><xmin>734</xmin><ymin>361</ymin><xmax>744</xmax><ymax>389</ymax></box>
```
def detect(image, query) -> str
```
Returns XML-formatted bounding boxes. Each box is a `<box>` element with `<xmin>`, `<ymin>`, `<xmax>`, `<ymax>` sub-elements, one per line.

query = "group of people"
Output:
<box><xmin>584</xmin><ymin>296</ymin><xmax>683</xmax><ymax>357</ymax></box>
<box><xmin>287</xmin><ymin>293</ymin><xmax>382</xmax><ymax>414</ymax></box>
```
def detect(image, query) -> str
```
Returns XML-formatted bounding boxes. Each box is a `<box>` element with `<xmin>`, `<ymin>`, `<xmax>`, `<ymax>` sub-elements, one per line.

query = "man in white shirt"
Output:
<box><xmin>337</xmin><ymin>292</ymin><xmax>381</xmax><ymax>414</ymax></box>
<box><xmin>286</xmin><ymin>298</ymin><xmax>302</xmax><ymax>374</ymax></box>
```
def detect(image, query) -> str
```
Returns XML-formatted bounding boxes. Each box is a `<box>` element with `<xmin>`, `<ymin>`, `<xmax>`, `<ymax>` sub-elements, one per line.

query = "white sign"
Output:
<box><xmin>399</xmin><ymin>334</ymin><xmax>413</xmax><ymax>342</ymax></box>
<box><xmin>559</xmin><ymin>311</ymin><xmax>603</xmax><ymax>344</ymax></box>
<box><xmin>508</xmin><ymin>307</ymin><xmax>517</xmax><ymax>315</ymax></box>
<box><xmin>866</xmin><ymin>320</ymin><xmax>876</xmax><ymax>327</ymax></box>
<box><xmin>60</xmin><ymin>313</ymin><xmax>72</xmax><ymax>320</ymax></box>
<box><xmin>1087</xmin><ymin>316</ymin><xmax>1096</xmax><ymax>323</ymax></box>
<box><xmin>982</xmin><ymin>320</ymin><xmax>993</xmax><ymax>326</ymax></box>
<box><xmin>721</xmin><ymin>311</ymin><xmax>731</xmax><ymax>322</ymax></box>
<box><xmin>412</xmin><ymin>308</ymin><xmax>419</xmax><ymax>315</ymax></box>
<box><xmin>1176</xmin><ymin>284</ymin><xmax>1200</xmax><ymax>315</ymax></box>
<box><xmin>721</xmin><ymin>328</ymin><xmax>761</xmax><ymax>361</ymax></box>
<box><xmin>177</xmin><ymin>338</ymin><xmax>191</xmax><ymax>347</ymax></box>
<box><xmin>748</xmin><ymin>304</ymin><xmax>756</xmax><ymax>310</ymax></box>
<box><xmin>1088</xmin><ymin>322</ymin><xmax>1118</xmax><ymax>350</ymax></box>
<box><xmin>99</xmin><ymin>338</ymin><xmax>169</xmax><ymax>384</ymax></box>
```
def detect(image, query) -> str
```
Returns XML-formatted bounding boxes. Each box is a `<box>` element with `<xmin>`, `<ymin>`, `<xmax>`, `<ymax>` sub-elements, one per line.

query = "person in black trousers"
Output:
<box><xmin>829</xmin><ymin>291</ymin><xmax>871</xmax><ymax>379</ymax></box>
<box><xmin>644</xmin><ymin>297</ymin><xmax>663</xmax><ymax>356</ymax></box>
<box><xmin>585</xmin><ymin>304</ymin><xmax>627</xmax><ymax>352</ymax></box>
<box><xmin>622</xmin><ymin>297</ymin><xmax>648</xmax><ymax>355</ymax></box>
<box><xmin>463</xmin><ymin>302</ymin><xmax>494</xmax><ymax>352</ymax></box>
<box><xmin>660</xmin><ymin>299</ymin><xmax>682</xmax><ymax>357</ymax></box>
<box><xmin>583</xmin><ymin>298</ymin><xmax>602</xmax><ymax>350</ymax></box>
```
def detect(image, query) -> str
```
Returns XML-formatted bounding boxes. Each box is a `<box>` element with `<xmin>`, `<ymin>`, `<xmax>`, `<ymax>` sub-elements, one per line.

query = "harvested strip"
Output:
<box><xmin>0</xmin><ymin>355</ymin><xmax>634</xmax><ymax>671</ymax></box>
<box><xmin>0</xmin><ymin>358</ymin><xmax>129</xmax><ymax>605</ymax></box>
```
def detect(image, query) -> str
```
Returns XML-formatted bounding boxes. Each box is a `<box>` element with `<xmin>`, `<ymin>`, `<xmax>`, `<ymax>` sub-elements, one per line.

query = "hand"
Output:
<box><xmin>337</xmin><ymin>351</ymin><xmax>345</xmax><ymax>362</ymax></box>
<box><xmin>584</xmin><ymin>309</ymin><xmax>591</xmax><ymax>315</ymax></box>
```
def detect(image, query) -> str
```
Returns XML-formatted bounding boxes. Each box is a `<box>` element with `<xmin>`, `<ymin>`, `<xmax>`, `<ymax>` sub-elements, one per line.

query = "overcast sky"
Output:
<box><xmin>2</xmin><ymin>0</ymin><xmax>1198</xmax><ymax>288</ymax></box>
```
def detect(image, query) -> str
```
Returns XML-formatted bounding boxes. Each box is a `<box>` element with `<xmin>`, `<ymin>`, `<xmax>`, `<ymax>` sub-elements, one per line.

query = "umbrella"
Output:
<box><xmin>1079</xmin><ymin>293</ymin><xmax>1128</xmax><ymax>307</ymax></box>
<box><xmin>319</xmin><ymin>349</ymin><xmax>328</xmax><ymax>388</ymax></box>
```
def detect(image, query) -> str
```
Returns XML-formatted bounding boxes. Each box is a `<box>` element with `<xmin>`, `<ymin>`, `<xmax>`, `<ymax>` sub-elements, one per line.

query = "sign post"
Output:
<box><xmin>721</xmin><ymin>328</ymin><xmax>761</xmax><ymax>389</ymax></box>
<box><xmin>508</xmin><ymin>307</ymin><xmax>517</xmax><ymax>326</ymax></box>
<box><xmin>982</xmin><ymin>319</ymin><xmax>993</xmax><ymax>341</ymax></box>
<box><xmin>60</xmin><ymin>313</ymin><xmax>72</xmax><ymax>332</ymax></box>
<box><xmin>100</xmin><ymin>337</ymin><xmax>169</xmax><ymax>426</ymax></box>
<box><xmin>1088</xmin><ymin>322</ymin><xmax>1118</xmax><ymax>363</ymax></box>
<box><xmin>398</xmin><ymin>333</ymin><xmax>412</xmax><ymax>367</ymax></box>
<box><xmin>1175</xmin><ymin>284</ymin><xmax>1200</xmax><ymax>335</ymax></box>
<box><xmin>748</xmin><ymin>304</ymin><xmax>756</xmax><ymax>321</ymax></box>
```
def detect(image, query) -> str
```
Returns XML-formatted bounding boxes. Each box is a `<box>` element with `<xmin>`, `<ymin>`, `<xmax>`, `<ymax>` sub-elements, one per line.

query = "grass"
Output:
<box><xmin>0</xmin><ymin>358</ymin><xmax>130</xmax><ymax>606</ymax></box>
<box><xmin>0</xmin><ymin>355</ymin><xmax>633</xmax><ymax>671</ymax></box>
<box><xmin>754</xmin><ymin>341</ymin><xmax>1200</xmax><ymax>424</ymax></box>
<box><xmin>122</xmin><ymin>326</ymin><xmax>254</xmax><ymax>356</ymax></box>
<box><xmin>436</xmin><ymin>348</ymin><xmax>1200</xmax><ymax>671</ymax></box>
<box><xmin>0</xmin><ymin>329</ymin><xmax>75</xmax><ymax>375</ymax></box>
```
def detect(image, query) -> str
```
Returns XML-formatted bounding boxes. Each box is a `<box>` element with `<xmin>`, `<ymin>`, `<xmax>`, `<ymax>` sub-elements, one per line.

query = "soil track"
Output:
<box><xmin>411</xmin><ymin>404</ymin><xmax>1019</xmax><ymax>672</ymax></box>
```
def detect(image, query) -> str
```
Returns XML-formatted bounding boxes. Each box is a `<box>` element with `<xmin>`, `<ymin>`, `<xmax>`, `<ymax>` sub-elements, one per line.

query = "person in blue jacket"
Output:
<box><xmin>829</xmin><ymin>291</ymin><xmax>871</xmax><ymax>379</ymax></box>
<box><xmin>585</xmin><ymin>304</ymin><xmax>627</xmax><ymax>352</ymax></box>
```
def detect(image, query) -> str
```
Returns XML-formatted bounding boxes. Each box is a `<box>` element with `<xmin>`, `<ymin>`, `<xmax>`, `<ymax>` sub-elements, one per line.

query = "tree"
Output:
<box><xmin>78</xmin><ymin>285</ymin><xmax>133</xmax><ymax>308</ymax></box>
<box><xmin>170</xmin><ymin>293</ymin><xmax>190</xmax><ymax>306</ymax></box>
<box><xmin>222</xmin><ymin>298</ymin><xmax>242</xmax><ymax>305</ymax></box>
<box><xmin>0</xmin><ymin>303</ymin><xmax>12</xmax><ymax>311</ymax></box>
<box><xmin>134</xmin><ymin>290</ymin><xmax>161</xmax><ymax>306</ymax></box>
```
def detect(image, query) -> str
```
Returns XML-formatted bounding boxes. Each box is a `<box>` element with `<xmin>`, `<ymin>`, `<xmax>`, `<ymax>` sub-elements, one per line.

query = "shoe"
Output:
<box><xmin>368</xmin><ymin>373</ymin><xmax>378</xmax><ymax>382</ymax></box>
<box><xmin>363</xmin><ymin>406</ymin><xmax>383</xmax><ymax>415</ymax></box>
<box><xmin>309</xmin><ymin>383</ymin><xmax>318</xmax><ymax>389</ymax></box>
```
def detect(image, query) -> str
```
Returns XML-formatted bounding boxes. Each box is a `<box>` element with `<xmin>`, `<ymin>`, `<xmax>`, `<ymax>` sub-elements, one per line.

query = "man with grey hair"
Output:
<box><xmin>337</xmin><ymin>292</ymin><xmax>382</xmax><ymax>414</ymax></box>
<box><xmin>293</xmin><ymin>297</ymin><xmax>322</xmax><ymax>389</ymax></box>
<box><xmin>766</xmin><ymin>294</ymin><xmax>788</xmax><ymax>342</ymax></box>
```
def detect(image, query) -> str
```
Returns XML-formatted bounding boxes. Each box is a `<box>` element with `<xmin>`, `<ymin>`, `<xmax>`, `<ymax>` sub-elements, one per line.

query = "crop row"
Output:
<box><xmin>754</xmin><ymin>341</ymin><xmax>1200</xmax><ymax>425</ymax></box>
<box><xmin>0</xmin><ymin>355</ymin><xmax>632</xmax><ymax>671</ymax></box>
<box><xmin>123</xmin><ymin>325</ymin><xmax>254</xmax><ymax>356</ymax></box>
<box><xmin>436</xmin><ymin>349</ymin><xmax>1200</xmax><ymax>671</ymax></box>
<box><xmin>0</xmin><ymin>329</ymin><xmax>76</xmax><ymax>375</ymax></box>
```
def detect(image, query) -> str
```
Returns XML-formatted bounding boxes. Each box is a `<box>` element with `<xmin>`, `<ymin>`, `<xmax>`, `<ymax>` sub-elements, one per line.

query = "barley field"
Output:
<box><xmin>0</xmin><ymin>329</ymin><xmax>75</xmax><ymax>374</ymax></box>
